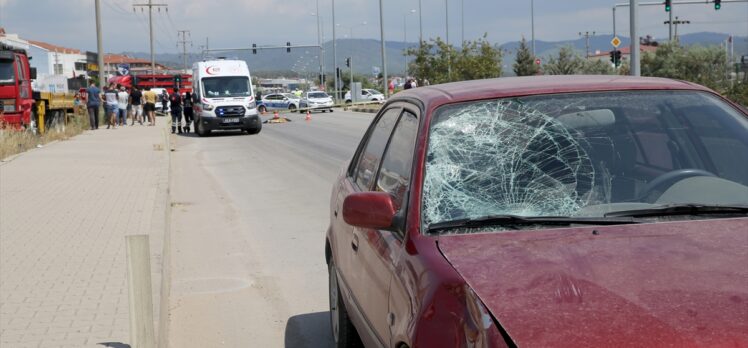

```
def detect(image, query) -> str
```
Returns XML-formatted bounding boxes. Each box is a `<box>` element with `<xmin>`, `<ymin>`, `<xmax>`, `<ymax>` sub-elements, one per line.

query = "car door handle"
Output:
<box><xmin>351</xmin><ymin>235</ymin><xmax>359</xmax><ymax>252</ymax></box>
<box><xmin>334</xmin><ymin>210</ymin><xmax>338</xmax><ymax>218</ymax></box>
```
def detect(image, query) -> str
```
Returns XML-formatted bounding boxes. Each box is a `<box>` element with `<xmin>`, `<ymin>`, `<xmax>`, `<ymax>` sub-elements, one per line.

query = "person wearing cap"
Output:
<box><xmin>117</xmin><ymin>86</ymin><xmax>129</xmax><ymax>127</ymax></box>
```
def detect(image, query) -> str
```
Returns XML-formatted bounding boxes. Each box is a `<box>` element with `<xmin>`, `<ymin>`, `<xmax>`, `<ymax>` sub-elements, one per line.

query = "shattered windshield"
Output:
<box><xmin>423</xmin><ymin>91</ymin><xmax>748</xmax><ymax>228</ymax></box>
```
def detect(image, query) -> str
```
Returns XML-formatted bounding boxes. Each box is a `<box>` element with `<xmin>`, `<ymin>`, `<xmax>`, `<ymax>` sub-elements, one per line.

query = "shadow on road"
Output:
<box><xmin>97</xmin><ymin>342</ymin><xmax>131</xmax><ymax>348</ymax></box>
<box><xmin>285</xmin><ymin>311</ymin><xmax>334</xmax><ymax>348</ymax></box>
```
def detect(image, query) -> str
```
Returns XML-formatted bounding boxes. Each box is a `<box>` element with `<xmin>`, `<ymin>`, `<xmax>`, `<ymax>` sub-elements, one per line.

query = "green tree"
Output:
<box><xmin>544</xmin><ymin>46</ymin><xmax>583</xmax><ymax>75</ymax></box>
<box><xmin>640</xmin><ymin>42</ymin><xmax>728</xmax><ymax>92</ymax></box>
<box><xmin>406</xmin><ymin>35</ymin><xmax>503</xmax><ymax>85</ymax></box>
<box><xmin>453</xmin><ymin>34</ymin><xmax>503</xmax><ymax>80</ymax></box>
<box><xmin>513</xmin><ymin>37</ymin><xmax>539</xmax><ymax>76</ymax></box>
<box><xmin>580</xmin><ymin>59</ymin><xmax>616</xmax><ymax>75</ymax></box>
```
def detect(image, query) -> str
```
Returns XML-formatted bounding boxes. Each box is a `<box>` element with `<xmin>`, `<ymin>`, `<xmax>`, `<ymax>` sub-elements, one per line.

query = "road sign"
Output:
<box><xmin>611</xmin><ymin>36</ymin><xmax>621</xmax><ymax>48</ymax></box>
<box><xmin>535</xmin><ymin>58</ymin><xmax>541</xmax><ymax>65</ymax></box>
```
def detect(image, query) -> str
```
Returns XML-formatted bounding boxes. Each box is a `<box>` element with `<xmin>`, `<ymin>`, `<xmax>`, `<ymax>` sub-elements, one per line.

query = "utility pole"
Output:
<box><xmin>133</xmin><ymin>0</ymin><xmax>168</xmax><ymax>86</ymax></box>
<box><xmin>668</xmin><ymin>4</ymin><xmax>674</xmax><ymax>41</ymax></box>
<box><xmin>332</xmin><ymin>0</ymin><xmax>339</xmax><ymax>101</ymax></box>
<box><xmin>315</xmin><ymin>0</ymin><xmax>324</xmax><ymax>90</ymax></box>
<box><xmin>95</xmin><ymin>0</ymin><xmax>104</xmax><ymax>88</ymax></box>
<box><xmin>630</xmin><ymin>0</ymin><xmax>639</xmax><ymax>76</ymax></box>
<box><xmin>445</xmin><ymin>0</ymin><xmax>451</xmax><ymax>79</ymax></box>
<box><xmin>177</xmin><ymin>30</ymin><xmax>191</xmax><ymax>72</ymax></box>
<box><xmin>379</xmin><ymin>0</ymin><xmax>388</xmax><ymax>98</ymax></box>
<box><xmin>461</xmin><ymin>0</ymin><xmax>464</xmax><ymax>46</ymax></box>
<box><xmin>579</xmin><ymin>31</ymin><xmax>596</xmax><ymax>58</ymax></box>
<box><xmin>664</xmin><ymin>16</ymin><xmax>690</xmax><ymax>42</ymax></box>
<box><xmin>531</xmin><ymin>0</ymin><xmax>536</xmax><ymax>55</ymax></box>
<box><xmin>419</xmin><ymin>0</ymin><xmax>423</xmax><ymax>46</ymax></box>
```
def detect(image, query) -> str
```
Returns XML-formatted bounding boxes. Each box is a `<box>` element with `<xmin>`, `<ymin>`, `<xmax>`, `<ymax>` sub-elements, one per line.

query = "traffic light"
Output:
<box><xmin>609</xmin><ymin>50</ymin><xmax>616</xmax><ymax>64</ymax></box>
<box><xmin>345</xmin><ymin>57</ymin><xmax>351</xmax><ymax>68</ymax></box>
<box><xmin>286</xmin><ymin>42</ymin><xmax>291</xmax><ymax>53</ymax></box>
<box><xmin>665</xmin><ymin>0</ymin><xmax>671</xmax><ymax>11</ymax></box>
<box><xmin>615</xmin><ymin>50</ymin><xmax>622</xmax><ymax>67</ymax></box>
<box><xmin>714</xmin><ymin>0</ymin><xmax>721</xmax><ymax>10</ymax></box>
<box><xmin>252</xmin><ymin>43</ymin><xmax>257</xmax><ymax>54</ymax></box>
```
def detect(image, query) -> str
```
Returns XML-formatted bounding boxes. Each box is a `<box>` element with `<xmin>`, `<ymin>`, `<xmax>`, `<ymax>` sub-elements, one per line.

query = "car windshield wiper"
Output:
<box><xmin>604</xmin><ymin>204</ymin><xmax>748</xmax><ymax>218</ymax></box>
<box><xmin>428</xmin><ymin>214</ymin><xmax>640</xmax><ymax>232</ymax></box>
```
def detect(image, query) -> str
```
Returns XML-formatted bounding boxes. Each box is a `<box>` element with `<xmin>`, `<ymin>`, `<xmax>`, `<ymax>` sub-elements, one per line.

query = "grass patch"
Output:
<box><xmin>0</xmin><ymin>110</ymin><xmax>90</xmax><ymax>161</ymax></box>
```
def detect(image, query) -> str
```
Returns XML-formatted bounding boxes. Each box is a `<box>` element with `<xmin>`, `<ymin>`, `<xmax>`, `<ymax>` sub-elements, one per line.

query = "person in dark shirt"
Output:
<box><xmin>183</xmin><ymin>91</ymin><xmax>194</xmax><ymax>133</ymax></box>
<box><xmin>130</xmin><ymin>86</ymin><xmax>143</xmax><ymax>125</ymax></box>
<box><xmin>86</xmin><ymin>80</ymin><xmax>102</xmax><ymax>130</ymax></box>
<box><xmin>169</xmin><ymin>88</ymin><xmax>183</xmax><ymax>134</ymax></box>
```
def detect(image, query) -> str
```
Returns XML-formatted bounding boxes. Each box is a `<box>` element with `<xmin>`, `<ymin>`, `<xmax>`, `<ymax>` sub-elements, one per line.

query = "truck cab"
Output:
<box><xmin>192</xmin><ymin>59</ymin><xmax>261</xmax><ymax>136</ymax></box>
<box><xmin>0</xmin><ymin>45</ymin><xmax>36</xmax><ymax>128</ymax></box>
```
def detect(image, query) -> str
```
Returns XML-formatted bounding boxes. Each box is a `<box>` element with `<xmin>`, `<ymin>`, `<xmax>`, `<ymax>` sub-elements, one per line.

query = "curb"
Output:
<box><xmin>157</xmin><ymin>128</ymin><xmax>174</xmax><ymax>348</ymax></box>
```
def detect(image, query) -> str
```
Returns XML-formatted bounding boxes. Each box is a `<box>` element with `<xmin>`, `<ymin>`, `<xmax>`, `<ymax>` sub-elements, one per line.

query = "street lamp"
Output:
<box><xmin>531</xmin><ymin>0</ymin><xmax>535</xmax><ymax>55</ymax></box>
<box><xmin>404</xmin><ymin>9</ymin><xmax>416</xmax><ymax>77</ymax></box>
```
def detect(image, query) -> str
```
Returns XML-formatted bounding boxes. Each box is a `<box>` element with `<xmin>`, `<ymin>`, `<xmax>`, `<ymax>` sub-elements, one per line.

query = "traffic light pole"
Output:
<box><xmin>202</xmin><ymin>44</ymin><xmax>322</xmax><ymax>55</ymax></box>
<box><xmin>613</xmin><ymin>0</ymin><xmax>748</xmax><ymax>46</ymax></box>
<box><xmin>630</xmin><ymin>0</ymin><xmax>640</xmax><ymax>76</ymax></box>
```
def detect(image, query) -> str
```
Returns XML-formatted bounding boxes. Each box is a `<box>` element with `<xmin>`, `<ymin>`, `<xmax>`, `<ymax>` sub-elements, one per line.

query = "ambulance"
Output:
<box><xmin>192</xmin><ymin>59</ymin><xmax>261</xmax><ymax>136</ymax></box>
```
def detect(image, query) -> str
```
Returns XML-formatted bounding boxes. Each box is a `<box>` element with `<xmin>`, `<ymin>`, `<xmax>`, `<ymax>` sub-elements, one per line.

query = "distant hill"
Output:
<box><xmin>122</xmin><ymin>32</ymin><xmax>747</xmax><ymax>77</ymax></box>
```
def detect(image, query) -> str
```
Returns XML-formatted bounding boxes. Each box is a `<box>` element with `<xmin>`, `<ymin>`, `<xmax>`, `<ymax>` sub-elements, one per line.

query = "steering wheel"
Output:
<box><xmin>638</xmin><ymin>168</ymin><xmax>716</xmax><ymax>203</ymax></box>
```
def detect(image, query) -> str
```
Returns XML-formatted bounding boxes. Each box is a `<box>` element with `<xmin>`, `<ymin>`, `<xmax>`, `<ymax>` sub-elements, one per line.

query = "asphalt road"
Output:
<box><xmin>167</xmin><ymin>110</ymin><xmax>374</xmax><ymax>347</ymax></box>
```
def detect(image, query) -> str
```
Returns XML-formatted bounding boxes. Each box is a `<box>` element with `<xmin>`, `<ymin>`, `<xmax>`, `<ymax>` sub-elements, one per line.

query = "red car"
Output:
<box><xmin>325</xmin><ymin>76</ymin><xmax>748</xmax><ymax>348</ymax></box>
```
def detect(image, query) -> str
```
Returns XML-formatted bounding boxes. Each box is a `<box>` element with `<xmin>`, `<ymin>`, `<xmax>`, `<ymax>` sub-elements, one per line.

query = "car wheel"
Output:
<box><xmin>258</xmin><ymin>105</ymin><xmax>267</xmax><ymax>114</ymax></box>
<box><xmin>329</xmin><ymin>260</ymin><xmax>363</xmax><ymax>348</ymax></box>
<box><xmin>196</xmin><ymin>119</ymin><xmax>208</xmax><ymax>137</ymax></box>
<box><xmin>329</xmin><ymin>109</ymin><xmax>334</xmax><ymax>113</ymax></box>
<box><xmin>289</xmin><ymin>105</ymin><xmax>297</xmax><ymax>113</ymax></box>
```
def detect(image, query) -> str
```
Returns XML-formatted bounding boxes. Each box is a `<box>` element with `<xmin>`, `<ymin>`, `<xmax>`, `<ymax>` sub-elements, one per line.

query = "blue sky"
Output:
<box><xmin>1</xmin><ymin>0</ymin><xmax>746</xmax><ymax>53</ymax></box>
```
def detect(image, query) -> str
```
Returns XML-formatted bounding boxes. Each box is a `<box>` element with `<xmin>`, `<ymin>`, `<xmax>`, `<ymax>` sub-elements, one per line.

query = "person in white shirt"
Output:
<box><xmin>117</xmin><ymin>86</ymin><xmax>129</xmax><ymax>126</ymax></box>
<box><xmin>104</xmin><ymin>85</ymin><xmax>119</xmax><ymax>129</ymax></box>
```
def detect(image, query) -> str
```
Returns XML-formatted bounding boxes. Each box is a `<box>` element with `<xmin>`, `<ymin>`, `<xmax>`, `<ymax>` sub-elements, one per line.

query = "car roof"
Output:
<box><xmin>389</xmin><ymin>75</ymin><xmax>713</xmax><ymax>110</ymax></box>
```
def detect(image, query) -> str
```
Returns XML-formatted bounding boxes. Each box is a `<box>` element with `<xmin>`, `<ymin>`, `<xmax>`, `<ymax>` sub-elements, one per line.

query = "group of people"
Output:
<box><xmin>82</xmin><ymin>81</ymin><xmax>194</xmax><ymax>134</ymax></box>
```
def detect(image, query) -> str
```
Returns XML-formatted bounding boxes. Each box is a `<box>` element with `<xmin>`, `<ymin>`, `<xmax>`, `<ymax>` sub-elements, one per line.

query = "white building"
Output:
<box><xmin>27</xmin><ymin>40</ymin><xmax>87</xmax><ymax>79</ymax></box>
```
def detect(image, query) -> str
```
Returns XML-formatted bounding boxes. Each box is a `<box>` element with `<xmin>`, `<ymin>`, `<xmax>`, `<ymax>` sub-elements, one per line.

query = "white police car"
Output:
<box><xmin>257</xmin><ymin>93</ymin><xmax>299</xmax><ymax>113</ymax></box>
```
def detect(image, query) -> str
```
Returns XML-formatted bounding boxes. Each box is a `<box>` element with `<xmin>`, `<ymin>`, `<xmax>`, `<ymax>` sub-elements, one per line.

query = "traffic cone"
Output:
<box><xmin>305</xmin><ymin>110</ymin><xmax>311</xmax><ymax>121</ymax></box>
<box><xmin>273</xmin><ymin>111</ymin><xmax>279</xmax><ymax>119</ymax></box>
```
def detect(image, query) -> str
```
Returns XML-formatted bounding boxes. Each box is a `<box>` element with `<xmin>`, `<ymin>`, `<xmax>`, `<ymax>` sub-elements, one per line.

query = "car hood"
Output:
<box><xmin>437</xmin><ymin>218</ymin><xmax>748</xmax><ymax>347</ymax></box>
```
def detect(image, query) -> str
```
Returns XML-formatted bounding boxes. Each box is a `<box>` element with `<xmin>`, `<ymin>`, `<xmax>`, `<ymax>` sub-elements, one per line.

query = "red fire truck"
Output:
<box><xmin>108</xmin><ymin>74</ymin><xmax>192</xmax><ymax>94</ymax></box>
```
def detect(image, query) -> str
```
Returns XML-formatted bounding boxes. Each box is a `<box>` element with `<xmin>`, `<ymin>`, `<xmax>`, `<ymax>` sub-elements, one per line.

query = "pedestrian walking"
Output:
<box><xmin>85</xmin><ymin>80</ymin><xmax>101</xmax><ymax>130</ymax></box>
<box><xmin>160</xmin><ymin>89</ymin><xmax>169</xmax><ymax>114</ymax></box>
<box><xmin>169</xmin><ymin>88</ymin><xmax>183</xmax><ymax>134</ymax></box>
<box><xmin>117</xmin><ymin>86</ymin><xmax>129</xmax><ymax>126</ymax></box>
<box><xmin>143</xmin><ymin>87</ymin><xmax>157</xmax><ymax>126</ymax></box>
<box><xmin>104</xmin><ymin>86</ymin><xmax>119</xmax><ymax>129</ymax></box>
<box><xmin>130</xmin><ymin>86</ymin><xmax>143</xmax><ymax>125</ymax></box>
<box><xmin>388</xmin><ymin>79</ymin><xmax>395</xmax><ymax>95</ymax></box>
<box><xmin>183</xmin><ymin>90</ymin><xmax>194</xmax><ymax>133</ymax></box>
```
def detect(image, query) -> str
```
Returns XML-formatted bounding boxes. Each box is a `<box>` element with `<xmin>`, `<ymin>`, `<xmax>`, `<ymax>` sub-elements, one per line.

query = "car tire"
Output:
<box><xmin>329</xmin><ymin>109</ymin><xmax>334</xmax><ymax>113</ymax></box>
<box><xmin>289</xmin><ymin>105</ymin><xmax>297</xmax><ymax>113</ymax></box>
<box><xmin>329</xmin><ymin>260</ymin><xmax>363</xmax><ymax>348</ymax></box>
<box><xmin>246</xmin><ymin>122</ymin><xmax>262</xmax><ymax>135</ymax></box>
<box><xmin>258</xmin><ymin>105</ymin><xmax>267</xmax><ymax>114</ymax></box>
<box><xmin>195</xmin><ymin>119</ymin><xmax>208</xmax><ymax>137</ymax></box>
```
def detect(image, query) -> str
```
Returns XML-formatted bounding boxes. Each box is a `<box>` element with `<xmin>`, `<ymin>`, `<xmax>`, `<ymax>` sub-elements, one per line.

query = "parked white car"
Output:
<box><xmin>300</xmin><ymin>91</ymin><xmax>334</xmax><ymax>112</ymax></box>
<box><xmin>344</xmin><ymin>89</ymin><xmax>385</xmax><ymax>104</ymax></box>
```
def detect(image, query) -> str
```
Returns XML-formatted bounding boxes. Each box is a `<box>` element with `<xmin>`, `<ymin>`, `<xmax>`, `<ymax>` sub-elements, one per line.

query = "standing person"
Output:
<box><xmin>160</xmin><ymin>89</ymin><xmax>169</xmax><ymax>115</ymax></box>
<box><xmin>86</xmin><ymin>80</ymin><xmax>101</xmax><ymax>130</ymax></box>
<box><xmin>182</xmin><ymin>90</ymin><xmax>194</xmax><ymax>133</ymax></box>
<box><xmin>169</xmin><ymin>87</ymin><xmax>183</xmax><ymax>134</ymax></box>
<box><xmin>388</xmin><ymin>79</ymin><xmax>395</xmax><ymax>95</ymax></box>
<box><xmin>143</xmin><ymin>87</ymin><xmax>157</xmax><ymax>126</ymax></box>
<box><xmin>130</xmin><ymin>86</ymin><xmax>143</xmax><ymax>125</ymax></box>
<box><xmin>403</xmin><ymin>79</ymin><xmax>413</xmax><ymax>90</ymax></box>
<box><xmin>117</xmin><ymin>86</ymin><xmax>129</xmax><ymax>126</ymax></box>
<box><xmin>104</xmin><ymin>86</ymin><xmax>119</xmax><ymax>129</ymax></box>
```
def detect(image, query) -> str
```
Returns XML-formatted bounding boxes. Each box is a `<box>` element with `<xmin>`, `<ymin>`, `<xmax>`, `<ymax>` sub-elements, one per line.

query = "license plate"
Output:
<box><xmin>222</xmin><ymin>118</ymin><xmax>239</xmax><ymax>123</ymax></box>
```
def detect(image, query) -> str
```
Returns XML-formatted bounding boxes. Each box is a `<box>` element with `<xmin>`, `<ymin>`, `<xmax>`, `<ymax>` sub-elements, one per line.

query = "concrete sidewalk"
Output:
<box><xmin>1</xmin><ymin>118</ymin><xmax>171</xmax><ymax>347</ymax></box>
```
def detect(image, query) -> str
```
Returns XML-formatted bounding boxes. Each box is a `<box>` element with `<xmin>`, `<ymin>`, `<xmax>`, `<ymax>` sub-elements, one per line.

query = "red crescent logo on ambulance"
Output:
<box><xmin>206</xmin><ymin>66</ymin><xmax>221</xmax><ymax>75</ymax></box>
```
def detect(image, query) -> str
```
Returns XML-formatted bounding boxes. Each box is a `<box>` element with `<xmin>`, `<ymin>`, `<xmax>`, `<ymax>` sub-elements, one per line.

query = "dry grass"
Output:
<box><xmin>0</xmin><ymin>110</ymin><xmax>90</xmax><ymax>161</ymax></box>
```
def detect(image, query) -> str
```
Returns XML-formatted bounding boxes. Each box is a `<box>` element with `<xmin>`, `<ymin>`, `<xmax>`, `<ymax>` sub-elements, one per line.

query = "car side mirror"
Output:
<box><xmin>29</xmin><ymin>67</ymin><xmax>37</xmax><ymax>80</ymax></box>
<box><xmin>343</xmin><ymin>192</ymin><xmax>396</xmax><ymax>230</ymax></box>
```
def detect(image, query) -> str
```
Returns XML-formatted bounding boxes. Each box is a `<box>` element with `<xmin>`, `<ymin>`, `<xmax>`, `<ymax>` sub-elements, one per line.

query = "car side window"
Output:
<box><xmin>376</xmin><ymin>111</ymin><xmax>418</xmax><ymax>212</ymax></box>
<box><xmin>354</xmin><ymin>108</ymin><xmax>402</xmax><ymax>190</ymax></box>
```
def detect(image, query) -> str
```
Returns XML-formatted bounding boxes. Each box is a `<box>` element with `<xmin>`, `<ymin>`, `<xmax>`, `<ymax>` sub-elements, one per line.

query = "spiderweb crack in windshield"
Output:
<box><xmin>424</xmin><ymin>100</ymin><xmax>603</xmax><ymax>226</ymax></box>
